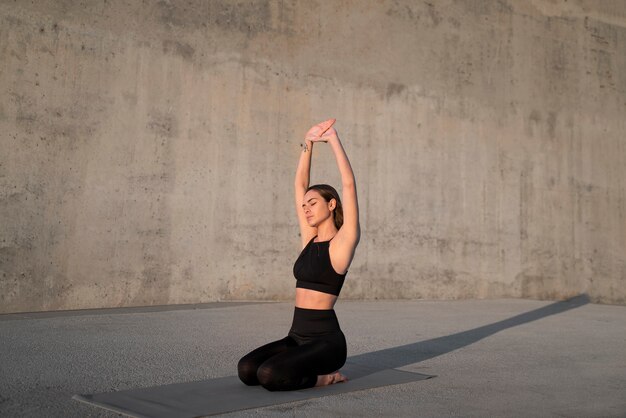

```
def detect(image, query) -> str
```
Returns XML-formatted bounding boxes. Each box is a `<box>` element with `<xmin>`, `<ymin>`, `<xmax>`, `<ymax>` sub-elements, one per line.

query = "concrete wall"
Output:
<box><xmin>1</xmin><ymin>0</ymin><xmax>625</xmax><ymax>313</ymax></box>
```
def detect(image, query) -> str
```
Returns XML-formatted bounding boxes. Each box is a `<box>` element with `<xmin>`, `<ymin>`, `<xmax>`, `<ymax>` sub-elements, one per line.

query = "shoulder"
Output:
<box><xmin>300</xmin><ymin>231</ymin><xmax>317</xmax><ymax>250</ymax></box>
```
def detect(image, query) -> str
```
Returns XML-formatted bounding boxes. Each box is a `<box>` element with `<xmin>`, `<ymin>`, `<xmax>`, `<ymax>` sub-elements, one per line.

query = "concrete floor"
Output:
<box><xmin>1</xmin><ymin>297</ymin><xmax>625</xmax><ymax>417</ymax></box>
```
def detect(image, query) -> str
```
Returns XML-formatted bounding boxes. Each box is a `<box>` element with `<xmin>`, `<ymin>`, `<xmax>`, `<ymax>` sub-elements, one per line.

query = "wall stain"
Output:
<box><xmin>386</xmin><ymin>82</ymin><xmax>406</xmax><ymax>99</ymax></box>
<box><xmin>525</xmin><ymin>109</ymin><xmax>541</xmax><ymax>137</ymax></box>
<box><xmin>546</xmin><ymin>111</ymin><xmax>557</xmax><ymax>140</ymax></box>
<box><xmin>155</xmin><ymin>0</ymin><xmax>276</xmax><ymax>37</ymax></box>
<box><xmin>162</xmin><ymin>39</ymin><xmax>195</xmax><ymax>61</ymax></box>
<box><xmin>147</xmin><ymin>111</ymin><xmax>178</xmax><ymax>138</ymax></box>
<box><xmin>590</xmin><ymin>48</ymin><xmax>615</xmax><ymax>90</ymax></box>
<box><xmin>386</xmin><ymin>0</ymin><xmax>442</xmax><ymax>26</ymax></box>
<box><xmin>584</xmin><ymin>17</ymin><xmax>617</xmax><ymax>47</ymax></box>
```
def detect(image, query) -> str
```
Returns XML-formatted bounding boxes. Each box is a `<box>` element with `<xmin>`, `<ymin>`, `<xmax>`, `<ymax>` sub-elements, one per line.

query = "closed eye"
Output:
<box><xmin>302</xmin><ymin>198</ymin><xmax>318</xmax><ymax>208</ymax></box>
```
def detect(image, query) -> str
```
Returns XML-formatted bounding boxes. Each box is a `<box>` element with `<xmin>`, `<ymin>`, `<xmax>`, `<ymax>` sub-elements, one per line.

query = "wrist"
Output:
<box><xmin>327</xmin><ymin>135</ymin><xmax>341</xmax><ymax>146</ymax></box>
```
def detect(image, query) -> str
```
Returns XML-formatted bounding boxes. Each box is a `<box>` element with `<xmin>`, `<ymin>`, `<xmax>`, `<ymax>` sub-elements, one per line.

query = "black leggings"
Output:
<box><xmin>238</xmin><ymin>307</ymin><xmax>347</xmax><ymax>391</ymax></box>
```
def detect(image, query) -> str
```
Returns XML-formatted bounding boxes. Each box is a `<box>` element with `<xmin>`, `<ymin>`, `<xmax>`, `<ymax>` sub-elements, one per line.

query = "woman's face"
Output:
<box><xmin>302</xmin><ymin>190</ymin><xmax>334</xmax><ymax>227</ymax></box>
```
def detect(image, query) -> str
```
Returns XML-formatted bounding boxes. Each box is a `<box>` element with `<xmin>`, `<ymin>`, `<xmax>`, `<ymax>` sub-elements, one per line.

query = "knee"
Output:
<box><xmin>256</xmin><ymin>364</ymin><xmax>277</xmax><ymax>390</ymax></box>
<box><xmin>257</xmin><ymin>364</ymin><xmax>295</xmax><ymax>392</ymax></box>
<box><xmin>237</xmin><ymin>357</ymin><xmax>259</xmax><ymax>386</ymax></box>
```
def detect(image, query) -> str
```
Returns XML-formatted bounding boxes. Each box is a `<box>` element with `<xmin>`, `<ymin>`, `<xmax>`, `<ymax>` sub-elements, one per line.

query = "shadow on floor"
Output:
<box><xmin>346</xmin><ymin>294</ymin><xmax>590</xmax><ymax>378</ymax></box>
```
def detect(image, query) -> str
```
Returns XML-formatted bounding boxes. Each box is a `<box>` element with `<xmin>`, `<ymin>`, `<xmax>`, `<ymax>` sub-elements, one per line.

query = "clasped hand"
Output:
<box><xmin>305</xmin><ymin>118</ymin><xmax>338</xmax><ymax>143</ymax></box>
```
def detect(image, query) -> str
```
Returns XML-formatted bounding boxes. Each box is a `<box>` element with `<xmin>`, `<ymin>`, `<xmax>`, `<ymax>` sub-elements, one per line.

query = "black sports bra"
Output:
<box><xmin>293</xmin><ymin>236</ymin><xmax>346</xmax><ymax>296</ymax></box>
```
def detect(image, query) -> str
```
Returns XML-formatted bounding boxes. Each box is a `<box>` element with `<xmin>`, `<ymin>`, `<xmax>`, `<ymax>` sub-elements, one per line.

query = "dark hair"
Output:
<box><xmin>306</xmin><ymin>184</ymin><xmax>343</xmax><ymax>230</ymax></box>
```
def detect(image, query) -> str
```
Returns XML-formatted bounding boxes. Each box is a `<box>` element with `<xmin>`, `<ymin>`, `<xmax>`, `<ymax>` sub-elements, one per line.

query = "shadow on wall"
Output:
<box><xmin>347</xmin><ymin>294</ymin><xmax>590</xmax><ymax>378</ymax></box>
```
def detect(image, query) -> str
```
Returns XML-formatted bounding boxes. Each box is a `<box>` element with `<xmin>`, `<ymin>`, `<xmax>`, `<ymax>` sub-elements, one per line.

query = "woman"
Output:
<box><xmin>237</xmin><ymin>119</ymin><xmax>360</xmax><ymax>391</ymax></box>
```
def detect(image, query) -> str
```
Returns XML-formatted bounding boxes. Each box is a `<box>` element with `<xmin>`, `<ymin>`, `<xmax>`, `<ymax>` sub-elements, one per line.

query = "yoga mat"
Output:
<box><xmin>73</xmin><ymin>362</ymin><xmax>433</xmax><ymax>417</ymax></box>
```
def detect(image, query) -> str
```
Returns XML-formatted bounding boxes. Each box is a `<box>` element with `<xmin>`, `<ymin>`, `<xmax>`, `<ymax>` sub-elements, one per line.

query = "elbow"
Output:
<box><xmin>294</xmin><ymin>174</ymin><xmax>308</xmax><ymax>187</ymax></box>
<box><xmin>295</xmin><ymin>179</ymin><xmax>309</xmax><ymax>189</ymax></box>
<box><xmin>342</xmin><ymin>180</ymin><xmax>356</xmax><ymax>190</ymax></box>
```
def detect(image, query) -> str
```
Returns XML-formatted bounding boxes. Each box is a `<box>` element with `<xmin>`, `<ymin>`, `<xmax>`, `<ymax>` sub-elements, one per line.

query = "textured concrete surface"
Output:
<box><xmin>1</xmin><ymin>1</ymin><xmax>626</xmax><ymax>312</ymax></box>
<box><xmin>1</xmin><ymin>298</ymin><xmax>625</xmax><ymax>417</ymax></box>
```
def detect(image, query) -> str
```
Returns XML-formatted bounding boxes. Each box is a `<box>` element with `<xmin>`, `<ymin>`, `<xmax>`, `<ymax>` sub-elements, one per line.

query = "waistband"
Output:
<box><xmin>289</xmin><ymin>306</ymin><xmax>341</xmax><ymax>336</ymax></box>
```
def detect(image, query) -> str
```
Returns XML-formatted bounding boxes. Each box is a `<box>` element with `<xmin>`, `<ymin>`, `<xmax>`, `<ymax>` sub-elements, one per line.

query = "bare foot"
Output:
<box><xmin>315</xmin><ymin>371</ymin><xmax>348</xmax><ymax>387</ymax></box>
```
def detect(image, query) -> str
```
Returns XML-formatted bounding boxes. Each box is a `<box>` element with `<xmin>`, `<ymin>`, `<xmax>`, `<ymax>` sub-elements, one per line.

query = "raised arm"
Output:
<box><xmin>294</xmin><ymin>137</ymin><xmax>316</xmax><ymax>247</ymax></box>
<box><xmin>294</xmin><ymin>119</ymin><xmax>337</xmax><ymax>247</ymax></box>
<box><xmin>321</xmin><ymin>128</ymin><xmax>360</xmax><ymax>246</ymax></box>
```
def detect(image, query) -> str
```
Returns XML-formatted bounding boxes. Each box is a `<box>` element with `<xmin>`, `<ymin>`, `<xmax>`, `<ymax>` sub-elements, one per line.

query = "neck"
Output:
<box><xmin>316</xmin><ymin>219</ymin><xmax>338</xmax><ymax>242</ymax></box>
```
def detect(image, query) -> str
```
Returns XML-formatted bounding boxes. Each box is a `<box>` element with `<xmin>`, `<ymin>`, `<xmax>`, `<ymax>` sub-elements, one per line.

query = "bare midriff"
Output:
<box><xmin>295</xmin><ymin>288</ymin><xmax>337</xmax><ymax>310</ymax></box>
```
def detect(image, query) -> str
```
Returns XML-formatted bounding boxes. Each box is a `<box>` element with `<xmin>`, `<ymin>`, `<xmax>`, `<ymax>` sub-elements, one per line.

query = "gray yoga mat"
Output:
<box><xmin>73</xmin><ymin>362</ymin><xmax>433</xmax><ymax>417</ymax></box>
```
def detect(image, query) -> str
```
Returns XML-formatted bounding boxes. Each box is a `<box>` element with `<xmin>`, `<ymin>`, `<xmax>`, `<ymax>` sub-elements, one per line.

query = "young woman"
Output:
<box><xmin>237</xmin><ymin>119</ymin><xmax>361</xmax><ymax>391</ymax></box>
